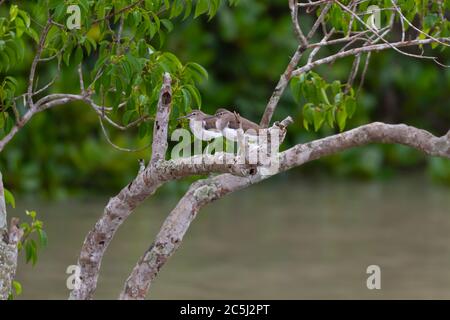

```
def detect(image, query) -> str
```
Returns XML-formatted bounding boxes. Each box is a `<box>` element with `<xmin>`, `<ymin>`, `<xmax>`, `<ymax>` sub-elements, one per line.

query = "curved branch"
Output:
<box><xmin>289</xmin><ymin>0</ymin><xmax>308</xmax><ymax>47</ymax></box>
<box><xmin>69</xmin><ymin>73</ymin><xmax>257</xmax><ymax>300</ymax></box>
<box><xmin>292</xmin><ymin>38</ymin><xmax>450</xmax><ymax>77</ymax></box>
<box><xmin>120</xmin><ymin>122</ymin><xmax>450</xmax><ymax>299</ymax></box>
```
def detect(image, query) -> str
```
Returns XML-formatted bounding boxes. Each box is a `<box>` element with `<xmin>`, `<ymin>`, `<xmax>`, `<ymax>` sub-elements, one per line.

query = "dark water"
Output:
<box><xmin>10</xmin><ymin>175</ymin><xmax>450</xmax><ymax>299</ymax></box>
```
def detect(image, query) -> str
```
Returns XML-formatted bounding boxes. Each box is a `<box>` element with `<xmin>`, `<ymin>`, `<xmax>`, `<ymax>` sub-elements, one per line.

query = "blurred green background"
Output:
<box><xmin>2</xmin><ymin>0</ymin><xmax>450</xmax><ymax>300</ymax></box>
<box><xmin>1</xmin><ymin>0</ymin><xmax>449</xmax><ymax>198</ymax></box>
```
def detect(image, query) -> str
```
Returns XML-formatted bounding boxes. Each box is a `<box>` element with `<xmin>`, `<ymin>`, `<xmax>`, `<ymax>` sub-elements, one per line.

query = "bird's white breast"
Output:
<box><xmin>189</xmin><ymin>120</ymin><xmax>222</xmax><ymax>141</ymax></box>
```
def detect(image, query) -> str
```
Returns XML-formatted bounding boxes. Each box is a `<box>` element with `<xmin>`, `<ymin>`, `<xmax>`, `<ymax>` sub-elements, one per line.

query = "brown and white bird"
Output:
<box><xmin>177</xmin><ymin>110</ymin><xmax>222</xmax><ymax>141</ymax></box>
<box><xmin>209</xmin><ymin>108</ymin><xmax>261</xmax><ymax>142</ymax></box>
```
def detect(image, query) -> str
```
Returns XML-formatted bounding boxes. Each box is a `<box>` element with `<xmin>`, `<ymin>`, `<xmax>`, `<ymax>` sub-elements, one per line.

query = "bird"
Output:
<box><xmin>177</xmin><ymin>110</ymin><xmax>223</xmax><ymax>141</ymax></box>
<box><xmin>208</xmin><ymin>108</ymin><xmax>261</xmax><ymax>142</ymax></box>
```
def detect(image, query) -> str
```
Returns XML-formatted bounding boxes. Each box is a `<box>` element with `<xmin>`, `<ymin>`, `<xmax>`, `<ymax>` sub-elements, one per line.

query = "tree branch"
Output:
<box><xmin>151</xmin><ymin>73</ymin><xmax>172</xmax><ymax>165</ymax></box>
<box><xmin>120</xmin><ymin>121</ymin><xmax>450</xmax><ymax>299</ymax></box>
<box><xmin>27</xmin><ymin>18</ymin><xmax>52</xmax><ymax>109</ymax></box>
<box><xmin>288</xmin><ymin>0</ymin><xmax>308</xmax><ymax>47</ymax></box>
<box><xmin>292</xmin><ymin>38</ymin><xmax>450</xmax><ymax>77</ymax></box>
<box><xmin>0</xmin><ymin>171</ymin><xmax>23</xmax><ymax>300</ymax></box>
<box><xmin>259</xmin><ymin>46</ymin><xmax>305</xmax><ymax>127</ymax></box>
<box><xmin>69</xmin><ymin>74</ymin><xmax>256</xmax><ymax>299</ymax></box>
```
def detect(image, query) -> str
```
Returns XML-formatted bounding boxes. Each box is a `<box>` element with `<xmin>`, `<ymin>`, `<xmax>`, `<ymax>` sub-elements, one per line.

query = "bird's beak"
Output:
<box><xmin>204</xmin><ymin>116</ymin><xmax>216</xmax><ymax>121</ymax></box>
<box><xmin>177</xmin><ymin>115</ymin><xmax>190</xmax><ymax>121</ymax></box>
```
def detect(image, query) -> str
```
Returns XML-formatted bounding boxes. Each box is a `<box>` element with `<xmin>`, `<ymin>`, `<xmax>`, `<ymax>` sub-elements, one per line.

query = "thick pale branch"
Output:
<box><xmin>120</xmin><ymin>122</ymin><xmax>450</xmax><ymax>299</ymax></box>
<box><xmin>69</xmin><ymin>73</ymin><xmax>258</xmax><ymax>299</ymax></box>
<box><xmin>151</xmin><ymin>73</ymin><xmax>172</xmax><ymax>165</ymax></box>
<box><xmin>68</xmin><ymin>152</ymin><xmax>256</xmax><ymax>300</ymax></box>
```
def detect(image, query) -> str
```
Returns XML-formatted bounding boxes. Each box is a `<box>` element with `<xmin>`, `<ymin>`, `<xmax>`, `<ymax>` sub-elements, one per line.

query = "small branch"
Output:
<box><xmin>93</xmin><ymin>0</ymin><xmax>144</xmax><ymax>23</ymax></box>
<box><xmin>307</xmin><ymin>28</ymin><xmax>335</xmax><ymax>64</ymax></box>
<box><xmin>357</xmin><ymin>52</ymin><xmax>371</xmax><ymax>93</ymax></box>
<box><xmin>292</xmin><ymin>38</ymin><xmax>450</xmax><ymax>77</ymax></box>
<box><xmin>289</xmin><ymin>0</ymin><xmax>308</xmax><ymax>47</ymax></box>
<box><xmin>116</xmin><ymin>15</ymin><xmax>125</xmax><ymax>55</ymax></box>
<box><xmin>391</xmin><ymin>0</ymin><xmax>449</xmax><ymax>48</ymax></box>
<box><xmin>78</xmin><ymin>64</ymin><xmax>85</xmax><ymax>95</ymax></box>
<box><xmin>346</xmin><ymin>53</ymin><xmax>361</xmax><ymax>93</ymax></box>
<box><xmin>336</xmin><ymin>0</ymin><xmax>442</xmax><ymax>63</ymax></box>
<box><xmin>260</xmin><ymin>46</ymin><xmax>305</xmax><ymax>127</ymax></box>
<box><xmin>98</xmin><ymin>117</ymin><xmax>151</xmax><ymax>152</ymax></box>
<box><xmin>306</xmin><ymin>2</ymin><xmax>332</xmax><ymax>40</ymax></box>
<box><xmin>27</xmin><ymin>18</ymin><xmax>52</xmax><ymax>109</ymax></box>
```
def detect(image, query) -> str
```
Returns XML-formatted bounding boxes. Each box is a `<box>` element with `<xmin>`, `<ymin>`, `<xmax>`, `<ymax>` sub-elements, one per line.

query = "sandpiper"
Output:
<box><xmin>177</xmin><ymin>110</ymin><xmax>222</xmax><ymax>141</ymax></box>
<box><xmin>209</xmin><ymin>108</ymin><xmax>261</xmax><ymax>142</ymax></box>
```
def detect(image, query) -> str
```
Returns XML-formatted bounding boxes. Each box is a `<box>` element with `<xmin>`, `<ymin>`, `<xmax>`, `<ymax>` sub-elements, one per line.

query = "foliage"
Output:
<box><xmin>0</xmin><ymin>1</ymin><xmax>241</xmax><ymax>137</ymax></box>
<box><xmin>290</xmin><ymin>72</ymin><xmax>357</xmax><ymax>132</ymax></box>
<box><xmin>0</xmin><ymin>0</ymin><xmax>449</xmax><ymax>196</ymax></box>
<box><xmin>3</xmin><ymin>189</ymin><xmax>46</xmax><ymax>299</ymax></box>
<box><xmin>19</xmin><ymin>210</ymin><xmax>47</xmax><ymax>266</ymax></box>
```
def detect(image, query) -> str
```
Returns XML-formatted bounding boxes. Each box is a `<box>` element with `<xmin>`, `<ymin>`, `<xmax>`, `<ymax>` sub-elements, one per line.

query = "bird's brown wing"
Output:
<box><xmin>204</xmin><ymin>117</ymin><xmax>217</xmax><ymax>130</ymax></box>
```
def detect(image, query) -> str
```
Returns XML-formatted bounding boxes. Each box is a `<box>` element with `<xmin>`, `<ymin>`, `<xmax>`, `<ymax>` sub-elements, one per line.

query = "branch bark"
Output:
<box><xmin>259</xmin><ymin>45</ymin><xmax>305</xmax><ymax>127</ymax></box>
<box><xmin>120</xmin><ymin>122</ymin><xmax>450</xmax><ymax>299</ymax></box>
<box><xmin>0</xmin><ymin>171</ymin><xmax>23</xmax><ymax>300</ymax></box>
<box><xmin>69</xmin><ymin>74</ymin><xmax>256</xmax><ymax>300</ymax></box>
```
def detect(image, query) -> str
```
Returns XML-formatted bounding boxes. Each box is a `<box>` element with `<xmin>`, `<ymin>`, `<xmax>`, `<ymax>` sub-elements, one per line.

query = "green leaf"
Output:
<box><xmin>313</xmin><ymin>107</ymin><xmax>325</xmax><ymax>132</ymax></box>
<box><xmin>4</xmin><ymin>188</ymin><xmax>15</xmax><ymax>208</ymax></box>
<box><xmin>345</xmin><ymin>97</ymin><xmax>357</xmax><ymax>118</ymax></box>
<box><xmin>38</xmin><ymin>229</ymin><xmax>48</xmax><ymax>247</ymax></box>
<box><xmin>25</xmin><ymin>27</ymin><xmax>40</xmax><ymax>43</ymax></box>
<box><xmin>184</xmin><ymin>85</ymin><xmax>201</xmax><ymax>107</ymax></box>
<box><xmin>139</xmin><ymin>122</ymin><xmax>149</xmax><ymax>139</ymax></box>
<box><xmin>12</xmin><ymin>280</ymin><xmax>22</xmax><ymax>296</ymax></box>
<box><xmin>336</xmin><ymin>107</ymin><xmax>347</xmax><ymax>132</ymax></box>
<box><xmin>170</xmin><ymin>0</ymin><xmax>184</xmax><ymax>18</ymax></box>
<box><xmin>9</xmin><ymin>5</ymin><xmax>18</xmax><ymax>21</ymax></box>
<box><xmin>123</xmin><ymin>110</ymin><xmax>137</xmax><ymax>125</ymax></box>
<box><xmin>25</xmin><ymin>240</ymin><xmax>33</xmax><ymax>263</ymax></box>
<box><xmin>302</xmin><ymin>103</ymin><xmax>314</xmax><ymax>131</ymax></box>
<box><xmin>290</xmin><ymin>76</ymin><xmax>303</xmax><ymax>102</ymax></box>
<box><xmin>160</xmin><ymin>19</ymin><xmax>174</xmax><ymax>32</ymax></box>
<box><xmin>326</xmin><ymin>108</ymin><xmax>335</xmax><ymax>128</ymax></box>
<box><xmin>15</xmin><ymin>18</ymin><xmax>26</xmax><ymax>38</ymax></box>
<box><xmin>195</xmin><ymin>0</ymin><xmax>209</xmax><ymax>18</ymax></box>
<box><xmin>63</xmin><ymin>42</ymin><xmax>73</xmax><ymax>66</ymax></box>
<box><xmin>185</xmin><ymin>62</ymin><xmax>208</xmax><ymax>82</ymax></box>
<box><xmin>73</xmin><ymin>46</ymin><xmax>84</xmax><ymax>66</ymax></box>
<box><xmin>30</xmin><ymin>239</ymin><xmax>38</xmax><ymax>266</ymax></box>
<box><xmin>18</xmin><ymin>10</ymin><xmax>31</xmax><ymax>28</ymax></box>
<box><xmin>181</xmin><ymin>88</ymin><xmax>191</xmax><ymax>111</ymax></box>
<box><xmin>424</xmin><ymin>13</ymin><xmax>438</xmax><ymax>30</ymax></box>
<box><xmin>331</xmin><ymin>80</ymin><xmax>341</xmax><ymax>96</ymax></box>
<box><xmin>26</xmin><ymin>210</ymin><xmax>37</xmax><ymax>219</ymax></box>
